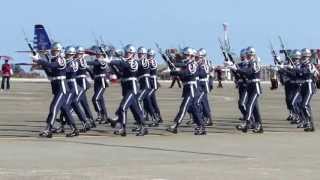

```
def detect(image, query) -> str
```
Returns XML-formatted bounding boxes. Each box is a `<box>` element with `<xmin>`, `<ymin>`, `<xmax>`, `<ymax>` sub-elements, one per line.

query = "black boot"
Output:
<box><xmin>136</xmin><ymin>126</ymin><xmax>148</xmax><ymax>136</ymax></box>
<box><xmin>156</xmin><ymin>113</ymin><xmax>163</xmax><ymax>123</ymax></box>
<box><xmin>205</xmin><ymin>118</ymin><xmax>213</xmax><ymax>126</ymax></box>
<box><xmin>89</xmin><ymin>119</ymin><xmax>96</xmax><ymax>128</ymax></box>
<box><xmin>66</xmin><ymin>128</ymin><xmax>79</xmax><ymax>137</ymax></box>
<box><xmin>131</xmin><ymin>125</ymin><xmax>142</xmax><ymax>132</ymax></box>
<box><xmin>286</xmin><ymin>114</ymin><xmax>293</xmax><ymax>121</ymax></box>
<box><xmin>52</xmin><ymin>125</ymin><xmax>65</xmax><ymax>134</ymax></box>
<box><xmin>304</xmin><ymin>121</ymin><xmax>315</xmax><ymax>132</ymax></box>
<box><xmin>148</xmin><ymin>115</ymin><xmax>159</xmax><ymax>127</ymax></box>
<box><xmin>114</xmin><ymin>123</ymin><xmax>126</xmax><ymax>136</ymax></box>
<box><xmin>96</xmin><ymin>113</ymin><xmax>102</xmax><ymax>122</ymax></box>
<box><xmin>252</xmin><ymin>123</ymin><xmax>264</xmax><ymax>133</ymax></box>
<box><xmin>166</xmin><ymin>123</ymin><xmax>178</xmax><ymax>134</ymax></box>
<box><xmin>79</xmin><ymin>121</ymin><xmax>91</xmax><ymax>133</ymax></box>
<box><xmin>194</xmin><ymin>126</ymin><xmax>201</xmax><ymax>135</ymax></box>
<box><xmin>236</xmin><ymin>121</ymin><xmax>248</xmax><ymax>133</ymax></box>
<box><xmin>39</xmin><ymin>129</ymin><xmax>53</xmax><ymax>138</ymax></box>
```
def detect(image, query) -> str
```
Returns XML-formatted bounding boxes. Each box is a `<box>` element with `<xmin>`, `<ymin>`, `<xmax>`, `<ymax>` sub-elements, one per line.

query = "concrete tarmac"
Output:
<box><xmin>0</xmin><ymin>82</ymin><xmax>319</xmax><ymax>180</ymax></box>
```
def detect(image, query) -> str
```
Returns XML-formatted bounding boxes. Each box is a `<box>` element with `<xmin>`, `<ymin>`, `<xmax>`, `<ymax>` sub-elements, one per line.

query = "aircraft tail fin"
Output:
<box><xmin>33</xmin><ymin>24</ymin><xmax>51</xmax><ymax>51</ymax></box>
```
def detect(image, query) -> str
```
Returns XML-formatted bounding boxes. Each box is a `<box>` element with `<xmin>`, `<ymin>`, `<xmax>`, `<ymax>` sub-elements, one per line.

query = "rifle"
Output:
<box><xmin>92</xmin><ymin>32</ymin><xmax>109</xmax><ymax>58</ymax></box>
<box><xmin>218</xmin><ymin>38</ymin><xmax>233</xmax><ymax>63</ymax></box>
<box><xmin>154</xmin><ymin>42</ymin><xmax>176</xmax><ymax>70</ymax></box>
<box><xmin>269</xmin><ymin>41</ymin><xmax>280</xmax><ymax>65</ymax></box>
<box><xmin>222</xmin><ymin>23</ymin><xmax>231</xmax><ymax>52</ymax></box>
<box><xmin>22</xmin><ymin>29</ymin><xmax>36</xmax><ymax>56</ymax></box>
<box><xmin>278</xmin><ymin>36</ymin><xmax>294</xmax><ymax>66</ymax></box>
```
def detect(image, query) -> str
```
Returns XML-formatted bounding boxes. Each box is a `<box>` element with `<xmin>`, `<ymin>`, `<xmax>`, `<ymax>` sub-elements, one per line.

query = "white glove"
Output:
<box><xmin>273</xmin><ymin>66</ymin><xmax>279</xmax><ymax>71</ymax></box>
<box><xmin>224</xmin><ymin>61</ymin><xmax>234</xmax><ymax>66</ymax></box>
<box><xmin>31</xmin><ymin>53</ymin><xmax>40</xmax><ymax>61</ymax></box>
<box><xmin>229</xmin><ymin>64</ymin><xmax>237</xmax><ymax>70</ymax></box>
<box><xmin>287</xmin><ymin>65</ymin><xmax>293</xmax><ymax>69</ymax></box>
<box><xmin>277</xmin><ymin>64</ymin><xmax>284</xmax><ymax>69</ymax></box>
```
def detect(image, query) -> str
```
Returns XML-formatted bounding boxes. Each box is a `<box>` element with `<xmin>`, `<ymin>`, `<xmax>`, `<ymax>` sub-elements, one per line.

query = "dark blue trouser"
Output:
<box><xmin>238</xmin><ymin>85</ymin><xmax>248</xmax><ymax>118</ymax></box>
<box><xmin>138</xmin><ymin>88</ymin><xmax>156</xmax><ymax>118</ymax></box>
<box><xmin>116</xmin><ymin>91</ymin><xmax>144</xmax><ymax>126</ymax></box>
<box><xmin>61</xmin><ymin>88</ymin><xmax>87</xmax><ymax>124</ymax></box>
<box><xmin>148</xmin><ymin>89</ymin><xmax>161</xmax><ymax>115</ymax></box>
<box><xmin>174</xmin><ymin>95</ymin><xmax>203</xmax><ymax>127</ymax></box>
<box><xmin>77</xmin><ymin>88</ymin><xmax>94</xmax><ymax>120</ymax></box>
<box><xmin>197</xmin><ymin>91</ymin><xmax>212</xmax><ymax>120</ymax></box>
<box><xmin>46</xmin><ymin>92</ymin><xmax>76</xmax><ymax>129</ymax></box>
<box><xmin>244</xmin><ymin>84</ymin><xmax>261</xmax><ymax>125</ymax></box>
<box><xmin>290</xmin><ymin>86</ymin><xmax>302</xmax><ymax>118</ymax></box>
<box><xmin>299</xmin><ymin>82</ymin><xmax>314</xmax><ymax>123</ymax></box>
<box><xmin>92</xmin><ymin>85</ymin><xmax>108</xmax><ymax>117</ymax></box>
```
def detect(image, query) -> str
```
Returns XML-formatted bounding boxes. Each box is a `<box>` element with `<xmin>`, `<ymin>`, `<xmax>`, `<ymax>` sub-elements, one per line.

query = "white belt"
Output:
<box><xmin>290</xmin><ymin>80</ymin><xmax>303</xmax><ymax>84</ymax></box>
<box><xmin>199</xmin><ymin>78</ymin><xmax>208</xmax><ymax>82</ymax></box>
<box><xmin>247</xmin><ymin>79</ymin><xmax>260</xmax><ymax>83</ymax></box>
<box><xmin>67</xmin><ymin>78</ymin><xmax>76</xmax><ymax>83</ymax></box>
<box><xmin>94</xmin><ymin>74</ymin><xmax>106</xmax><ymax>78</ymax></box>
<box><xmin>49</xmin><ymin>76</ymin><xmax>66</xmax><ymax>81</ymax></box>
<box><xmin>183</xmin><ymin>81</ymin><xmax>197</xmax><ymax>85</ymax></box>
<box><xmin>122</xmin><ymin>77</ymin><xmax>137</xmax><ymax>82</ymax></box>
<box><xmin>76</xmin><ymin>75</ymin><xmax>87</xmax><ymax>78</ymax></box>
<box><xmin>138</xmin><ymin>74</ymin><xmax>150</xmax><ymax>79</ymax></box>
<box><xmin>195</xmin><ymin>77</ymin><xmax>200</xmax><ymax>80</ymax></box>
<box><xmin>150</xmin><ymin>75</ymin><xmax>157</xmax><ymax>78</ymax></box>
<box><xmin>304</xmin><ymin>79</ymin><xmax>313</xmax><ymax>83</ymax></box>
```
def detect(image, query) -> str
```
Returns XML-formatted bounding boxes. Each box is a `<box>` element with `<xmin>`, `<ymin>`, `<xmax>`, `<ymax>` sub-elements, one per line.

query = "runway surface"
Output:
<box><xmin>0</xmin><ymin>81</ymin><xmax>319</xmax><ymax>180</ymax></box>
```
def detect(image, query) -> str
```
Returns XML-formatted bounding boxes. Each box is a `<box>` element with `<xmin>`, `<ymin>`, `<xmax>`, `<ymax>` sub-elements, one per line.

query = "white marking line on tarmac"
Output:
<box><xmin>0</xmin><ymin>96</ymin><xmax>37</xmax><ymax>100</ymax></box>
<box><xmin>214</xmin><ymin>95</ymin><xmax>234</xmax><ymax>101</ymax></box>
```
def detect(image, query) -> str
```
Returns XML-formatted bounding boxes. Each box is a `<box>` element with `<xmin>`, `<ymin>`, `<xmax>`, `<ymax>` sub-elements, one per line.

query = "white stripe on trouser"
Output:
<box><xmin>122</xmin><ymin>94</ymin><xmax>133</xmax><ymax>124</ymax></box>
<box><xmin>246</xmin><ymin>94</ymin><xmax>258</xmax><ymax>121</ymax></box>
<box><xmin>154</xmin><ymin>78</ymin><xmax>157</xmax><ymax>89</ymax></box>
<box><xmin>305</xmin><ymin>82</ymin><xmax>312</xmax><ymax>117</ymax></box>
<box><xmin>242</xmin><ymin>92</ymin><xmax>248</xmax><ymax>110</ymax></box>
<box><xmin>256</xmin><ymin>83</ymin><xmax>261</xmax><ymax>95</ymax></box>
<box><xmin>197</xmin><ymin>92</ymin><xmax>205</xmax><ymax>104</ymax></box>
<box><xmin>77</xmin><ymin>89</ymin><xmax>84</xmax><ymax>102</ymax></box>
<box><xmin>191</xmin><ymin>85</ymin><xmax>194</xmax><ymax>97</ymax></box>
<box><xmin>133</xmin><ymin>81</ymin><xmax>137</xmax><ymax>94</ymax></box>
<box><xmin>83</xmin><ymin>78</ymin><xmax>86</xmax><ymax>90</ymax></box>
<box><xmin>61</xmin><ymin>81</ymin><xmax>66</xmax><ymax>94</ymax></box>
<box><xmin>102</xmin><ymin>78</ymin><xmax>106</xmax><ymax>88</ymax></box>
<box><xmin>138</xmin><ymin>89</ymin><xmax>146</xmax><ymax>112</ymax></box>
<box><xmin>148</xmin><ymin>89</ymin><xmax>155</xmax><ymax>96</ymax></box>
<box><xmin>146</xmin><ymin>77</ymin><xmax>150</xmax><ymax>88</ymax></box>
<box><xmin>66</xmin><ymin>93</ymin><xmax>72</xmax><ymax>104</ymax></box>
<box><xmin>95</xmin><ymin>88</ymin><xmax>104</xmax><ymax>112</ymax></box>
<box><xmin>50</xmin><ymin>93</ymin><xmax>63</xmax><ymax>125</ymax></box>
<box><xmin>205</xmin><ymin>82</ymin><xmax>209</xmax><ymax>93</ymax></box>
<box><xmin>291</xmin><ymin>91</ymin><xmax>299</xmax><ymax>108</ymax></box>
<box><xmin>177</xmin><ymin>97</ymin><xmax>190</xmax><ymax>124</ymax></box>
<box><xmin>73</xmin><ymin>81</ymin><xmax>79</xmax><ymax>95</ymax></box>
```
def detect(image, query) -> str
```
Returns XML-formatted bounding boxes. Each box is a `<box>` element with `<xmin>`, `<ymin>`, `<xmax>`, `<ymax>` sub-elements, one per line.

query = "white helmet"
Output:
<box><xmin>301</xmin><ymin>48</ymin><xmax>311</xmax><ymax>57</ymax></box>
<box><xmin>75</xmin><ymin>46</ymin><xmax>85</xmax><ymax>54</ymax></box>
<box><xmin>198</xmin><ymin>48</ymin><xmax>207</xmax><ymax>57</ymax></box>
<box><xmin>124</xmin><ymin>44</ymin><xmax>136</xmax><ymax>53</ymax></box>
<box><xmin>291</xmin><ymin>49</ymin><xmax>302</xmax><ymax>59</ymax></box>
<box><xmin>137</xmin><ymin>46</ymin><xmax>147</xmax><ymax>54</ymax></box>
<box><xmin>51</xmin><ymin>42</ymin><xmax>63</xmax><ymax>51</ymax></box>
<box><xmin>182</xmin><ymin>47</ymin><xmax>193</xmax><ymax>55</ymax></box>
<box><xmin>65</xmin><ymin>46</ymin><xmax>76</xmax><ymax>55</ymax></box>
<box><xmin>240</xmin><ymin>48</ymin><xmax>247</xmax><ymax>57</ymax></box>
<box><xmin>246</xmin><ymin>46</ymin><xmax>256</xmax><ymax>55</ymax></box>
<box><xmin>147</xmin><ymin>49</ymin><xmax>156</xmax><ymax>56</ymax></box>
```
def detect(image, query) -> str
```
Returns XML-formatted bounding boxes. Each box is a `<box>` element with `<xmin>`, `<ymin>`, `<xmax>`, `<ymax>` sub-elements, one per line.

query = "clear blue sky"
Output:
<box><xmin>0</xmin><ymin>0</ymin><xmax>319</xmax><ymax>65</ymax></box>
